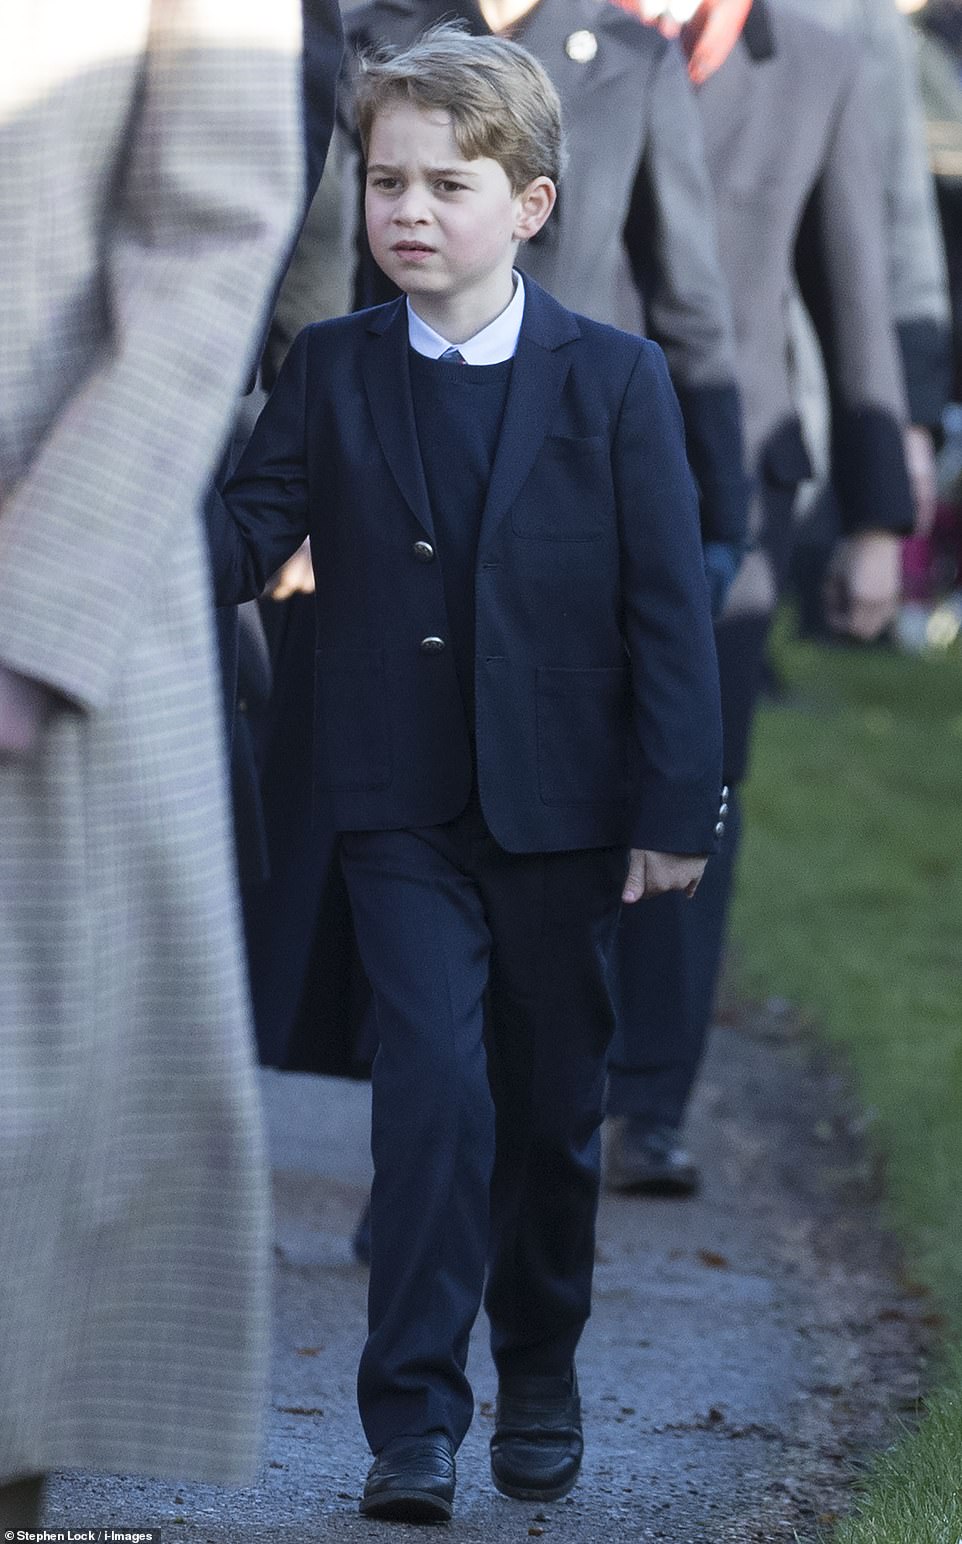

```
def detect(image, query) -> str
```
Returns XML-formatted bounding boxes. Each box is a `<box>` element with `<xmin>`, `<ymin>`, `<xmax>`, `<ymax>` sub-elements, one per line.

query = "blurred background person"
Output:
<box><xmin>777</xmin><ymin>0</ymin><xmax>952</xmax><ymax>641</ymax></box>
<box><xmin>895</xmin><ymin>0</ymin><xmax>962</xmax><ymax>641</ymax></box>
<box><xmin>0</xmin><ymin>0</ymin><xmax>305</xmax><ymax>1526</ymax></box>
<box><xmin>605</xmin><ymin>0</ymin><xmax>916</xmax><ymax>1197</ymax></box>
<box><xmin>908</xmin><ymin>0</ymin><xmax>962</xmax><ymax>392</ymax></box>
<box><xmin>231</xmin><ymin>136</ymin><xmax>371</xmax><ymax>1085</ymax></box>
<box><xmin>215</xmin><ymin>0</ymin><xmax>343</xmax><ymax>900</ymax></box>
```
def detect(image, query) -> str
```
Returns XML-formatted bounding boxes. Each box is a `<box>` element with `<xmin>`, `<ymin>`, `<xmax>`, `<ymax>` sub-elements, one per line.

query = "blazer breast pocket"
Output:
<box><xmin>511</xmin><ymin>434</ymin><xmax>611</xmax><ymax>540</ymax></box>
<box><xmin>314</xmin><ymin>646</ymin><xmax>392</xmax><ymax>791</ymax></box>
<box><xmin>536</xmin><ymin>664</ymin><xmax>631</xmax><ymax>804</ymax></box>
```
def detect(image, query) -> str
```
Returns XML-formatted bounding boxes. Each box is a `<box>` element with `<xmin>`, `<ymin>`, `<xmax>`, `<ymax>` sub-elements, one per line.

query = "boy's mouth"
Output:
<box><xmin>392</xmin><ymin>241</ymin><xmax>435</xmax><ymax>255</ymax></box>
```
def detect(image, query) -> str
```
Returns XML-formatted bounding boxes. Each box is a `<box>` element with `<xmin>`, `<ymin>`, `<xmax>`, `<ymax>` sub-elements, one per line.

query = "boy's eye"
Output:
<box><xmin>370</xmin><ymin>175</ymin><xmax>400</xmax><ymax>191</ymax></box>
<box><xmin>437</xmin><ymin>180</ymin><xmax>467</xmax><ymax>194</ymax></box>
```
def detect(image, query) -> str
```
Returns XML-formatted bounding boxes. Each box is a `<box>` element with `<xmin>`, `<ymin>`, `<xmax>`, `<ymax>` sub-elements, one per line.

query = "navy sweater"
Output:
<box><xmin>408</xmin><ymin>348</ymin><xmax>513</xmax><ymax>736</ymax></box>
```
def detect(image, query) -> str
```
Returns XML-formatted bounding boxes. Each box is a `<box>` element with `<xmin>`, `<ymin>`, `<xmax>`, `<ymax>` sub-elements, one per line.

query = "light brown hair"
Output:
<box><xmin>355</xmin><ymin>23</ymin><xmax>566</xmax><ymax>191</ymax></box>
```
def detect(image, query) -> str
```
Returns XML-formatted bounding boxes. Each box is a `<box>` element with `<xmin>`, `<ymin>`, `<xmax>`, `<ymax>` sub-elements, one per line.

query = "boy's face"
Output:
<box><xmin>365</xmin><ymin>101</ymin><xmax>553</xmax><ymax>313</ymax></box>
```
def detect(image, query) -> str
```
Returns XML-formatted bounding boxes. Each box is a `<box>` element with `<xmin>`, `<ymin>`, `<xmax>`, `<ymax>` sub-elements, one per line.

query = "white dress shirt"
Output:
<box><xmin>406</xmin><ymin>273</ymin><xmax>526</xmax><ymax>363</ymax></box>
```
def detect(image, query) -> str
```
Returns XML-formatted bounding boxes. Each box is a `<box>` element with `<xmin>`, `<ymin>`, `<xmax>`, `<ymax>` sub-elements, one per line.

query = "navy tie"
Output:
<box><xmin>440</xmin><ymin>346</ymin><xmax>466</xmax><ymax>362</ymax></box>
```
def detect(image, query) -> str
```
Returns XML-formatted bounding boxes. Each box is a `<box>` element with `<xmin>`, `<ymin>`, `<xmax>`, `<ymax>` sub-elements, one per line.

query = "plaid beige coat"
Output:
<box><xmin>0</xmin><ymin>1</ymin><xmax>303</xmax><ymax>1485</ymax></box>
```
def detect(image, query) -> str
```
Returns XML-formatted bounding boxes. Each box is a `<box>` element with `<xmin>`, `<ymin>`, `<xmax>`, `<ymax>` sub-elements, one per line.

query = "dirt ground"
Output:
<box><xmin>46</xmin><ymin>1002</ymin><xmax>935</xmax><ymax>1541</ymax></box>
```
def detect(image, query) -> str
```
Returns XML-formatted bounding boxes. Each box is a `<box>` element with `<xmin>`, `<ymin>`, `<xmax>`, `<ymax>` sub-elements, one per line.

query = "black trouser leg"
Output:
<box><xmin>341</xmin><ymin>811</ymin><xmax>495</xmax><ymax>1453</ymax></box>
<box><xmin>483</xmin><ymin>843</ymin><xmax>625</xmax><ymax>1379</ymax></box>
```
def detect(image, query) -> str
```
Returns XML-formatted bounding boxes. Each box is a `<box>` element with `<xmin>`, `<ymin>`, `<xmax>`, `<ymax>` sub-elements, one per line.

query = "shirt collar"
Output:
<box><xmin>406</xmin><ymin>273</ymin><xmax>525</xmax><ymax>364</ymax></box>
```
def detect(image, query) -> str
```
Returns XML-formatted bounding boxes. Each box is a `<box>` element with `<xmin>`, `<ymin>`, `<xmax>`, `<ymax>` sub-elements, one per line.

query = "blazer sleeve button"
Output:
<box><xmin>715</xmin><ymin>821</ymin><xmax>725</xmax><ymax>838</ymax></box>
<box><xmin>420</xmin><ymin>636</ymin><xmax>446</xmax><ymax>653</ymax></box>
<box><xmin>413</xmin><ymin>541</ymin><xmax>435</xmax><ymax>562</ymax></box>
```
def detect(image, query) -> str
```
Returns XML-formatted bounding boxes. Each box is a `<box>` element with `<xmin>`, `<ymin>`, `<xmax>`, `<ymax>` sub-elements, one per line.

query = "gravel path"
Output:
<box><xmin>44</xmin><ymin>1006</ymin><xmax>931</xmax><ymax>1541</ymax></box>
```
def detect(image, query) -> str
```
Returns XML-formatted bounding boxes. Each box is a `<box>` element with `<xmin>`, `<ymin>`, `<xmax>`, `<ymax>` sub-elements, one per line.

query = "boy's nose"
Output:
<box><xmin>393</xmin><ymin>188</ymin><xmax>431</xmax><ymax>225</ymax></box>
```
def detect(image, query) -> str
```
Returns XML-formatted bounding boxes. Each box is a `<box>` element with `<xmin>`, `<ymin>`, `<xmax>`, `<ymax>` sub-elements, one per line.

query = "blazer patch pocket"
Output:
<box><xmin>536</xmin><ymin>665</ymin><xmax>631</xmax><ymax>804</ymax></box>
<box><xmin>314</xmin><ymin>647</ymin><xmax>392</xmax><ymax>791</ymax></box>
<box><xmin>512</xmin><ymin>435</ymin><xmax>610</xmax><ymax>540</ymax></box>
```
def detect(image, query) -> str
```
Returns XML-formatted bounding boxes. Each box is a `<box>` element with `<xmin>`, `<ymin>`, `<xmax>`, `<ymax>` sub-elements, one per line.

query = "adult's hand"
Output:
<box><xmin>824</xmin><ymin>530</ymin><xmax>901</xmax><ymax>642</ymax></box>
<box><xmin>0</xmin><ymin>664</ymin><xmax>53</xmax><ymax>758</ymax></box>
<box><xmin>623</xmin><ymin>848</ymin><xmax>708</xmax><ymax>904</ymax></box>
<box><xmin>904</xmin><ymin>424</ymin><xmax>938</xmax><ymax>539</ymax></box>
<box><xmin>639</xmin><ymin>0</ymin><xmax>752</xmax><ymax>85</ymax></box>
<box><xmin>267</xmin><ymin>537</ymin><xmax>315</xmax><ymax>600</ymax></box>
<box><xmin>680</xmin><ymin>0</ymin><xmax>752</xmax><ymax>84</ymax></box>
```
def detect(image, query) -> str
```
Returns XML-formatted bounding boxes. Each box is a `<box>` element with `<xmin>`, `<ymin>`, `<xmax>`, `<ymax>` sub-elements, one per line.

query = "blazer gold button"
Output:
<box><xmin>420</xmin><ymin>636</ymin><xmax>445</xmax><ymax>653</ymax></box>
<box><xmin>413</xmin><ymin>541</ymin><xmax>435</xmax><ymax>562</ymax></box>
<box><xmin>565</xmin><ymin>29</ymin><xmax>598</xmax><ymax>62</ymax></box>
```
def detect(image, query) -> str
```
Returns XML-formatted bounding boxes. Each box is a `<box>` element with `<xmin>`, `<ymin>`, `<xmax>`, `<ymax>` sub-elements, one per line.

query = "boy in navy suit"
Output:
<box><xmin>209</xmin><ymin>26</ymin><xmax>724</xmax><ymax>1522</ymax></box>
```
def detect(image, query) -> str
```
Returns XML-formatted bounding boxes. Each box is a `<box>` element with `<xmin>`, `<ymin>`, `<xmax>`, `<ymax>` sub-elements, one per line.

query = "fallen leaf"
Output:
<box><xmin>898</xmin><ymin>1274</ymin><xmax>931</xmax><ymax>1299</ymax></box>
<box><xmin>697</xmin><ymin>1249</ymin><xmax>730</xmax><ymax>1270</ymax></box>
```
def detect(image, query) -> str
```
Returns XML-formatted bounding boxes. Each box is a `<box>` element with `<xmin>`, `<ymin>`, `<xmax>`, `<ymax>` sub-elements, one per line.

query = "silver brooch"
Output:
<box><xmin>564</xmin><ymin>29</ymin><xmax>598</xmax><ymax>63</ymax></box>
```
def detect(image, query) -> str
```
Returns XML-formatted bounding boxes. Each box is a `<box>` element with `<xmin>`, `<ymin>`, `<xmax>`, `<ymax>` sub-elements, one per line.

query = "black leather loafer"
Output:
<box><xmin>360</xmin><ymin>1433</ymin><xmax>456</xmax><ymax>1523</ymax></box>
<box><xmin>605</xmin><ymin>1117</ymin><xmax>699</xmax><ymax>1196</ymax></box>
<box><xmin>490</xmin><ymin>1370</ymin><xmax>583</xmax><ymax>1501</ymax></box>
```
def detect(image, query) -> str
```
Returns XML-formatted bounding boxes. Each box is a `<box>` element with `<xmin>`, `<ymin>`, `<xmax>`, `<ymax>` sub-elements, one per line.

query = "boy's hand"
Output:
<box><xmin>622</xmin><ymin>849</ymin><xmax>707</xmax><ymax>904</ymax></box>
<box><xmin>267</xmin><ymin>538</ymin><xmax>314</xmax><ymax>600</ymax></box>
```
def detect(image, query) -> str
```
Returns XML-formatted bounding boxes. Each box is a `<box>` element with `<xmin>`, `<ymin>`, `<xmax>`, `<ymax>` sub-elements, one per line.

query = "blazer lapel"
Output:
<box><xmin>478</xmin><ymin>280</ymin><xmax>579</xmax><ymax>547</ymax></box>
<box><xmin>361</xmin><ymin>300</ymin><xmax>436</xmax><ymax>540</ymax></box>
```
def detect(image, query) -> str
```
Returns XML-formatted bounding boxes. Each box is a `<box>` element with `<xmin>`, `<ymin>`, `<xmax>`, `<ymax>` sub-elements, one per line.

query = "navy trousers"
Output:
<box><xmin>339</xmin><ymin>794</ymin><xmax>625</xmax><ymax>1453</ymax></box>
<box><xmin>608</xmin><ymin>481</ymin><xmax>795</xmax><ymax>1129</ymax></box>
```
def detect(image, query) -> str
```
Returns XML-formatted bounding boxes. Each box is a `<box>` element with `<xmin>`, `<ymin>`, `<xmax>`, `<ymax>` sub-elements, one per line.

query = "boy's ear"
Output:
<box><xmin>513</xmin><ymin>177</ymin><xmax>557</xmax><ymax>243</ymax></box>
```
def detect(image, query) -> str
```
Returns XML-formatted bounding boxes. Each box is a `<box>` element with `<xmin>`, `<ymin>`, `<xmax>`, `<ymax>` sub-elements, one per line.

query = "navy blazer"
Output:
<box><xmin>208</xmin><ymin>279</ymin><xmax>723</xmax><ymax>855</ymax></box>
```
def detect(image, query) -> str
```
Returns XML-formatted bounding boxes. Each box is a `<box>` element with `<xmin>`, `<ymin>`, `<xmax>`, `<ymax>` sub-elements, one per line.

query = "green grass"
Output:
<box><xmin>730</xmin><ymin>622</ymin><xmax>962</xmax><ymax>1542</ymax></box>
<box><xmin>830</xmin><ymin>1346</ymin><xmax>962</xmax><ymax>1544</ymax></box>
